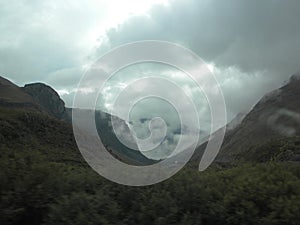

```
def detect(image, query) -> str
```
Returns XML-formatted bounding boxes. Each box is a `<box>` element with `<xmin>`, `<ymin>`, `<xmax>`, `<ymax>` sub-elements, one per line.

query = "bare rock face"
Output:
<box><xmin>23</xmin><ymin>83</ymin><xmax>66</xmax><ymax>120</ymax></box>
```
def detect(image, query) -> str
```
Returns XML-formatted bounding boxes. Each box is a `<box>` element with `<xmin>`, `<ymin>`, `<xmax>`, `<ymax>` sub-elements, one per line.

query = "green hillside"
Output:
<box><xmin>0</xmin><ymin>76</ymin><xmax>300</xmax><ymax>225</ymax></box>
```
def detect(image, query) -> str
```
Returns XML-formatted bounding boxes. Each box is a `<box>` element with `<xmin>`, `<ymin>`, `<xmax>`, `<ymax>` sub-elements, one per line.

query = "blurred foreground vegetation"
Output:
<box><xmin>1</xmin><ymin>148</ymin><xmax>300</xmax><ymax>225</ymax></box>
<box><xmin>0</xmin><ymin>107</ymin><xmax>300</xmax><ymax>225</ymax></box>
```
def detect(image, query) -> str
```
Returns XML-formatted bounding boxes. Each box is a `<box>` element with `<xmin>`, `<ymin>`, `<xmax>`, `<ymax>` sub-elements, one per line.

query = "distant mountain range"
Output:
<box><xmin>1</xmin><ymin>74</ymin><xmax>299</xmax><ymax>167</ymax></box>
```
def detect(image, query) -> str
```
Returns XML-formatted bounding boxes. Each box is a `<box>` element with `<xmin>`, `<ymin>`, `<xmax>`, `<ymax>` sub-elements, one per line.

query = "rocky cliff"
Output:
<box><xmin>23</xmin><ymin>83</ymin><xmax>67</xmax><ymax>120</ymax></box>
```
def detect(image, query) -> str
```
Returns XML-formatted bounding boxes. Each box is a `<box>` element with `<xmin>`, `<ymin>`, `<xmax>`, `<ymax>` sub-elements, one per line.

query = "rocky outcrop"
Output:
<box><xmin>23</xmin><ymin>83</ymin><xmax>67</xmax><ymax>120</ymax></box>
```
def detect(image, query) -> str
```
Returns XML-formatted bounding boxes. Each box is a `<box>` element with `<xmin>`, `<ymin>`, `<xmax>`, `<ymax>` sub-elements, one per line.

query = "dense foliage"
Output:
<box><xmin>1</xmin><ymin>108</ymin><xmax>300</xmax><ymax>225</ymax></box>
<box><xmin>1</xmin><ymin>148</ymin><xmax>300</xmax><ymax>225</ymax></box>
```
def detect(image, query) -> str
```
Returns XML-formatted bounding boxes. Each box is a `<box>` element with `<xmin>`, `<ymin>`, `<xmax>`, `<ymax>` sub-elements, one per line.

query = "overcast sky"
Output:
<box><xmin>1</xmin><ymin>0</ymin><xmax>300</xmax><ymax>159</ymax></box>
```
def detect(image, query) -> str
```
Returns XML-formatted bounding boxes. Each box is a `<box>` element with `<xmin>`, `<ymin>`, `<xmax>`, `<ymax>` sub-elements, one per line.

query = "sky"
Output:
<box><xmin>1</xmin><ymin>0</ymin><xmax>300</xmax><ymax>159</ymax></box>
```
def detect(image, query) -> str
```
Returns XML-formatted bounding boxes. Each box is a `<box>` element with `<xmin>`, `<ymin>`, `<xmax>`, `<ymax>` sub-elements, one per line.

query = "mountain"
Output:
<box><xmin>1</xmin><ymin>75</ymin><xmax>300</xmax><ymax>225</ymax></box>
<box><xmin>0</xmin><ymin>76</ymin><xmax>41</xmax><ymax>110</ymax></box>
<box><xmin>192</xmin><ymin>74</ymin><xmax>300</xmax><ymax>165</ymax></box>
<box><xmin>226</xmin><ymin>113</ymin><xmax>247</xmax><ymax>131</ymax></box>
<box><xmin>217</xmin><ymin>74</ymin><xmax>300</xmax><ymax>163</ymax></box>
<box><xmin>0</xmin><ymin>76</ymin><xmax>154</xmax><ymax>165</ymax></box>
<box><xmin>2</xmin><ymin>73</ymin><xmax>299</xmax><ymax>166</ymax></box>
<box><xmin>23</xmin><ymin>83</ymin><xmax>68</xmax><ymax>120</ymax></box>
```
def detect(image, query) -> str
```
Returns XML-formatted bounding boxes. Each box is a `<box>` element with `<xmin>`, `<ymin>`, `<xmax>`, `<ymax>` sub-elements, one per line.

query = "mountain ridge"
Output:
<box><xmin>1</xmin><ymin>74</ymin><xmax>299</xmax><ymax>166</ymax></box>
<box><xmin>191</xmin><ymin>73</ymin><xmax>300</xmax><ymax>165</ymax></box>
<box><xmin>0</xmin><ymin>75</ymin><xmax>155</xmax><ymax>165</ymax></box>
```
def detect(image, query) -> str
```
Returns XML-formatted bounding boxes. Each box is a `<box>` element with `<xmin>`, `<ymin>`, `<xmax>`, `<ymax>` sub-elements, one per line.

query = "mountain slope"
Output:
<box><xmin>1</xmin><ymin>76</ymin><xmax>300</xmax><ymax>225</ymax></box>
<box><xmin>191</xmin><ymin>74</ymin><xmax>300</xmax><ymax>165</ymax></box>
<box><xmin>0</xmin><ymin>76</ymin><xmax>40</xmax><ymax>110</ymax></box>
<box><xmin>23</xmin><ymin>83</ymin><xmax>67</xmax><ymax>120</ymax></box>
<box><xmin>0</xmin><ymin>106</ymin><xmax>83</xmax><ymax>164</ymax></box>
<box><xmin>216</xmin><ymin>74</ymin><xmax>300</xmax><ymax>163</ymax></box>
<box><xmin>0</xmin><ymin>76</ymin><xmax>154</xmax><ymax>165</ymax></box>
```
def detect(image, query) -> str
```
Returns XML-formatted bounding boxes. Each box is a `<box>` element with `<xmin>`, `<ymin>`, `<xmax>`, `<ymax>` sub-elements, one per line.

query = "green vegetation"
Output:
<box><xmin>1</xmin><ymin>107</ymin><xmax>300</xmax><ymax>225</ymax></box>
<box><xmin>1</xmin><ymin>150</ymin><xmax>300</xmax><ymax>225</ymax></box>
<box><xmin>240</xmin><ymin>137</ymin><xmax>300</xmax><ymax>163</ymax></box>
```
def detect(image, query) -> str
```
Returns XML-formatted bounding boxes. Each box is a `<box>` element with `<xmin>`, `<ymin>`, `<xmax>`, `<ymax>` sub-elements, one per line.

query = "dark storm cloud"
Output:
<box><xmin>100</xmin><ymin>0</ymin><xmax>300</xmax><ymax>76</ymax></box>
<box><xmin>97</xmin><ymin>0</ymin><xmax>300</xmax><ymax>119</ymax></box>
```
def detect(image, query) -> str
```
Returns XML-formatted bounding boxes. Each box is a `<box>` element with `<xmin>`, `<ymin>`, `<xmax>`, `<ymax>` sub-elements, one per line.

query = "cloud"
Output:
<box><xmin>87</xmin><ymin>0</ymin><xmax>300</xmax><ymax>160</ymax></box>
<box><xmin>92</xmin><ymin>62</ymin><xmax>209</xmax><ymax>160</ymax></box>
<box><xmin>1</xmin><ymin>0</ymin><xmax>300</xmax><ymax>159</ymax></box>
<box><xmin>99</xmin><ymin>0</ymin><xmax>300</xmax><ymax>75</ymax></box>
<box><xmin>94</xmin><ymin>0</ymin><xmax>300</xmax><ymax>121</ymax></box>
<box><xmin>0</xmin><ymin>0</ymin><xmax>109</xmax><ymax>85</ymax></box>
